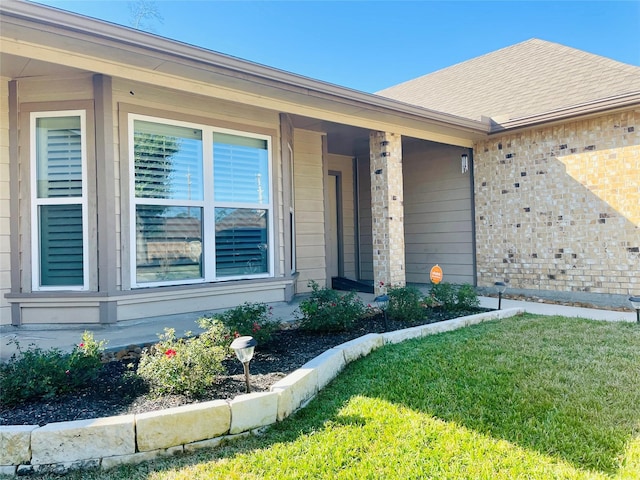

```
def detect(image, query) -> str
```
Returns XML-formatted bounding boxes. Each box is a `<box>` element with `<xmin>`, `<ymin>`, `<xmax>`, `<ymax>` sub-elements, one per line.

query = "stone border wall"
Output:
<box><xmin>0</xmin><ymin>309</ymin><xmax>523</xmax><ymax>476</ymax></box>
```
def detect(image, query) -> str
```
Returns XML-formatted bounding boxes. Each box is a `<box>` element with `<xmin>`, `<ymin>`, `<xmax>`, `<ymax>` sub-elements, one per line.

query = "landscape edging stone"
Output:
<box><xmin>0</xmin><ymin>308</ymin><xmax>523</xmax><ymax>475</ymax></box>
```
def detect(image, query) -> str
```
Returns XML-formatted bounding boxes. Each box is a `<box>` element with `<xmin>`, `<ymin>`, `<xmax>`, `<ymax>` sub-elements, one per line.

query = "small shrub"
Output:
<box><xmin>387</xmin><ymin>285</ymin><xmax>424</xmax><ymax>322</ymax></box>
<box><xmin>0</xmin><ymin>331</ymin><xmax>106</xmax><ymax>407</ymax></box>
<box><xmin>429</xmin><ymin>282</ymin><xmax>458</xmax><ymax>310</ymax></box>
<box><xmin>297</xmin><ymin>281</ymin><xmax>366</xmax><ymax>332</ymax></box>
<box><xmin>429</xmin><ymin>282</ymin><xmax>480</xmax><ymax>311</ymax></box>
<box><xmin>456</xmin><ymin>283</ymin><xmax>480</xmax><ymax>310</ymax></box>
<box><xmin>137</xmin><ymin>321</ymin><xmax>227</xmax><ymax>398</ymax></box>
<box><xmin>206</xmin><ymin>302</ymin><xmax>278</xmax><ymax>344</ymax></box>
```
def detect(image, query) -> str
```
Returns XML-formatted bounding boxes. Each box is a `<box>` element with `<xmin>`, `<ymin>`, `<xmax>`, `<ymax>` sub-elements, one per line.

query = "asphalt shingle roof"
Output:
<box><xmin>377</xmin><ymin>39</ymin><xmax>640</xmax><ymax>122</ymax></box>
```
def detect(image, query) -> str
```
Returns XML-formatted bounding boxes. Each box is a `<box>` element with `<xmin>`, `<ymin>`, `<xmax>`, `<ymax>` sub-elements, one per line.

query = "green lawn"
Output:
<box><xmin>43</xmin><ymin>315</ymin><xmax>640</xmax><ymax>479</ymax></box>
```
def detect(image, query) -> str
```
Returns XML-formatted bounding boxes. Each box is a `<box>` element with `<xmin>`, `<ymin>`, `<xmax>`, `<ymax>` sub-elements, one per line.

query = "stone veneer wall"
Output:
<box><xmin>370</xmin><ymin>131</ymin><xmax>405</xmax><ymax>295</ymax></box>
<box><xmin>474</xmin><ymin>109</ymin><xmax>639</xmax><ymax>298</ymax></box>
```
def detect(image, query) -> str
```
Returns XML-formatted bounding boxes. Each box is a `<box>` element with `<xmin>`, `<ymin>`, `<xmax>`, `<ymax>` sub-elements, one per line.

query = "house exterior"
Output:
<box><xmin>0</xmin><ymin>1</ymin><xmax>638</xmax><ymax>326</ymax></box>
<box><xmin>379</xmin><ymin>39</ymin><xmax>640</xmax><ymax>305</ymax></box>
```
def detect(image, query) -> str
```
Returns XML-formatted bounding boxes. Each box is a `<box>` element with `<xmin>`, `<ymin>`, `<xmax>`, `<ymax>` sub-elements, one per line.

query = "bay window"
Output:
<box><xmin>31</xmin><ymin>112</ymin><xmax>88</xmax><ymax>290</ymax></box>
<box><xmin>130</xmin><ymin>115</ymin><xmax>272</xmax><ymax>287</ymax></box>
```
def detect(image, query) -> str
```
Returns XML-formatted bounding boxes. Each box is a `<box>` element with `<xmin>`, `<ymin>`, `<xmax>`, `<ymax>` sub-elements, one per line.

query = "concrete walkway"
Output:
<box><xmin>0</xmin><ymin>293</ymin><xmax>636</xmax><ymax>362</ymax></box>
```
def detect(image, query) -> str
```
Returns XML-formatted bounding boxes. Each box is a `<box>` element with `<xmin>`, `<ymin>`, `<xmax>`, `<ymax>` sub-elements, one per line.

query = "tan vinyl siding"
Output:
<box><xmin>275</xmin><ymin>141</ymin><xmax>285</xmax><ymax>278</ymax></box>
<box><xmin>293</xmin><ymin>129</ymin><xmax>326</xmax><ymax>292</ymax></box>
<box><xmin>112</xmin><ymin>80</ymin><xmax>279</xmax><ymax>131</ymax></box>
<box><xmin>357</xmin><ymin>156</ymin><xmax>373</xmax><ymax>281</ymax></box>
<box><xmin>328</xmin><ymin>154</ymin><xmax>356</xmax><ymax>279</ymax></box>
<box><xmin>0</xmin><ymin>77</ymin><xmax>11</xmax><ymax>324</ymax></box>
<box><xmin>403</xmin><ymin>142</ymin><xmax>474</xmax><ymax>284</ymax></box>
<box><xmin>16</xmin><ymin>74</ymin><xmax>94</xmax><ymax>103</ymax></box>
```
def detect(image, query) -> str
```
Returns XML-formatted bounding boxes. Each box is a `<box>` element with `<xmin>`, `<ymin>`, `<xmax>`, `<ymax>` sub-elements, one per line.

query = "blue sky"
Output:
<box><xmin>34</xmin><ymin>1</ymin><xmax>640</xmax><ymax>93</ymax></box>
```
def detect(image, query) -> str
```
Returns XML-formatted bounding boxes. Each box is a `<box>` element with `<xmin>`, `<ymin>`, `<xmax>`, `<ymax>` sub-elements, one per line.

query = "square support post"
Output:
<box><xmin>369</xmin><ymin>131</ymin><xmax>405</xmax><ymax>296</ymax></box>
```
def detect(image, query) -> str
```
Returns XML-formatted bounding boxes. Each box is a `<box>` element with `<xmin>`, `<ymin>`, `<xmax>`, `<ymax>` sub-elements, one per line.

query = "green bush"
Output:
<box><xmin>428</xmin><ymin>282</ymin><xmax>480</xmax><ymax>311</ymax></box>
<box><xmin>206</xmin><ymin>302</ymin><xmax>278</xmax><ymax>344</ymax></box>
<box><xmin>429</xmin><ymin>282</ymin><xmax>458</xmax><ymax>310</ymax></box>
<box><xmin>0</xmin><ymin>331</ymin><xmax>106</xmax><ymax>407</ymax></box>
<box><xmin>137</xmin><ymin>321</ymin><xmax>227</xmax><ymax>398</ymax></box>
<box><xmin>297</xmin><ymin>281</ymin><xmax>366</xmax><ymax>332</ymax></box>
<box><xmin>387</xmin><ymin>285</ymin><xmax>424</xmax><ymax>322</ymax></box>
<box><xmin>456</xmin><ymin>283</ymin><xmax>480</xmax><ymax>310</ymax></box>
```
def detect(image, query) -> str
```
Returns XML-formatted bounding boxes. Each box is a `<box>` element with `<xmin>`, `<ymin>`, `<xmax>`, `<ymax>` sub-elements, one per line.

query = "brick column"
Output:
<box><xmin>370</xmin><ymin>131</ymin><xmax>405</xmax><ymax>296</ymax></box>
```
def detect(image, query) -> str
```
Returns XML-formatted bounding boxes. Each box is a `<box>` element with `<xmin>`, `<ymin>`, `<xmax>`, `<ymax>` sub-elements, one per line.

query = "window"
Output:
<box><xmin>130</xmin><ymin>115</ymin><xmax>272</xmax><ymax>287</ymax></box>
<box><xmin>31</xmin><ymin>112</ymin><xmax>88</xmax><ymax>290</ymax></box>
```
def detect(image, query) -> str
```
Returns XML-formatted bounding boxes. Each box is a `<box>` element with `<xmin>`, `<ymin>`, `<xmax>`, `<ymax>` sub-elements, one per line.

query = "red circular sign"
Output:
<box><xmin>430</xmin><ymin>265</ymin><xmax>443</xmax><ymax>284</ymax></box>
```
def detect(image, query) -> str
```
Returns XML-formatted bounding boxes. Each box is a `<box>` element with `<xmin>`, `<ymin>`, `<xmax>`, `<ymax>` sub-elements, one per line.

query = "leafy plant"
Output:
<box><xmin>428</xmin><ymin>282</ymin><xmax>458</xmax><ymax>310</ymax></box>
<box><xmin>0</xmin><ymin>331</ymin><xmax>106</xmax><ymax>407</ymax></box>
<box><xmin>297</xmin><ymin>281</ymin><xmax>366</xmax><ymax>332</ymax></box>
<box><xmin>205</xmin><ymin>302</ymin><xmax>278</xmax><ymax>344</ymax></box>
<box><xmin>137</xmin><ymin>321</ymin><xmax>227</xmax><ymax>398</ymax></box>
<box><xmin>428</xmin><ymin>282</ymin><xmax>479</xmax><ymax>311</ymax></box>
<box><xmin>456</xmin><ymin>283</ymin><xmax>480</xmax><ymax>310</ymax></box>
<box><xmin>387</xmin><ymin>284</ymin><xmax>424</xmax><ymax>322</ymax></box>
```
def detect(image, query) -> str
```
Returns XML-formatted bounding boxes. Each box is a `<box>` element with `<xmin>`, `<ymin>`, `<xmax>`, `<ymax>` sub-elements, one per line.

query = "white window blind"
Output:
<box><xmin>130</xmin><ymin>115</ymin><xmax>273</xmax><ymax>286</ymax></box>
<box><xmin>32</xmin><ymin>113</ymin><xmax>87</xmax><ymax>289</ymax></box>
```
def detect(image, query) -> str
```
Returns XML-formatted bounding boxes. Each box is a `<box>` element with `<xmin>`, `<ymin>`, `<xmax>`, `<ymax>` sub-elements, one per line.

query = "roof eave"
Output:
<box><xmin>489</xmin><ymin>92</ymin><xmax>640</xmax><ymax>134</ymax></box>
<box><xmin>1</xmin><ymin>1</ymin><xmax>489</xmax><ymax>137</ymax></box>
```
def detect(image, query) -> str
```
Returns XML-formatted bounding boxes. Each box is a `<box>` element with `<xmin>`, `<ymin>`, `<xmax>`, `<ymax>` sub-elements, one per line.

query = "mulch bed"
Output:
<box><xmin>0</xmin><ymin>308</ymin><xmax>486</xmax><ymax>426</ymax></box>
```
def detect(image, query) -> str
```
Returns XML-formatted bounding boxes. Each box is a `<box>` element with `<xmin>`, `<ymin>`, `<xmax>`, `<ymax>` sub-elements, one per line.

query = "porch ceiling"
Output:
<box><xmin>291</xmin><ymin>115</ymin><xmax>370</xmax><ymax>156</ymax></box>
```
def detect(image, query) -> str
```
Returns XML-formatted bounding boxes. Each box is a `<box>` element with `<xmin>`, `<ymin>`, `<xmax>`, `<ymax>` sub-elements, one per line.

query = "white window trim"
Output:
<box><xmin>30</xmin><ymin>110</ymin><xmax>89</xmax><ymax>291</ymax></box>
<box><xmin>128</xmin><ymin>114</ymin><xmax>274</xmax><ymax>288</ymax></box>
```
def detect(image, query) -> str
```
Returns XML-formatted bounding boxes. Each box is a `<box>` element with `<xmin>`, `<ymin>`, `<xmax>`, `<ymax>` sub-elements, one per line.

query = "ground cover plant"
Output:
<box><xmin>29</xmin><ymin>314</ymin><xmax>640</xmax><ymax>480</ymax></box>
<box><xmin>0</xmin><ymin>332</ymin><xmax>106</xmax><ymax>407</ymax></box>
<box><xmin>1</xmin><ymin>290</ymin><xmax>480</xmax><ymax>426</ymax></box>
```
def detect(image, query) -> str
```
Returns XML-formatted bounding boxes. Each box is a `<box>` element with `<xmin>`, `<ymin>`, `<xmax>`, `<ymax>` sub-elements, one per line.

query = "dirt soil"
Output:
<box><xmin>1</xmin><ymin>309</ymin><xmax>485</xmax><ymax>427</ymax></box>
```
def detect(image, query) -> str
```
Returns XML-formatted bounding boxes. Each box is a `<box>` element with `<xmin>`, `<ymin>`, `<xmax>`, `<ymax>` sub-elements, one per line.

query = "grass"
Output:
<box><xmin>28</xmin><ymin>315</ymin><xmax>640</xmax><ymax>479</ymax></box>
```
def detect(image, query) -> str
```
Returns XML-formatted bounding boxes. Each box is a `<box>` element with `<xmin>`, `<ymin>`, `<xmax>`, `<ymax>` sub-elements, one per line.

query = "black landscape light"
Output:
<box><xmin>629</xmin><ymin>296</ymin><xmax>640</xmax><ymax>324</ymax></box>
<box><xmin>230</xmin><ymin>336</ymin><xmax>257</xmax><ymax>393</ymax></box>
<box><xmin>495</xmin><ymin>282</ymin><xmax>507</xmax><ymax>310</ymax></box>
<box><xmin>374</xmin><ymin>294</ymin><xmax>389</xmax><ymax>331</ymax></box>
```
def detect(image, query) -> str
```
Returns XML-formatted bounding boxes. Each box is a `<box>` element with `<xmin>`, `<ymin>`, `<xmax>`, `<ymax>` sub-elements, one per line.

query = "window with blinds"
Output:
<box><xmin>130</xmin><ymin>115</ymin><xmax>272</xmax><ymax>287</ymax></box>
<box><xmin>31</xmin><ymin>113</ymin><xmax>88</xmax><ymax>289</ymax></box>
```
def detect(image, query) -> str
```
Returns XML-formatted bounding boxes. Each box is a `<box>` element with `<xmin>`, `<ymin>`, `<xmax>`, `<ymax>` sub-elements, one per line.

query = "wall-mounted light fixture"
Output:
<box><xmin>380</xmin><ymin>140</ymin><xmax>390</xmax><ymax>147</ymax></box>
<box><xmin>375</xmin><ymin>168</ymin><xmax>383</xmax><ymax>175</ymax></box>
<box><xmin>381</xmin><ymin>151</ymin><xmax>391</xmax><ymax>157</ymax></box>
<box><xmin>461</xmin><ymin>153</ymin><xmax>469</xmax><ymax>173</ymax></box>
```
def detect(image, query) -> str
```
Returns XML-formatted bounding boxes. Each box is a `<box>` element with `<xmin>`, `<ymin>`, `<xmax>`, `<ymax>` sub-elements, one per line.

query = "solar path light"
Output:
<box><xmin>495</xmin><ymin>282</ymin><xmax>507</xmax><ymax>310</ymax></box>
<box><xmin>630</xmin><ymin>296</ymin><xmax>640</xmax><ymax>324</ymax></box>
<box><xmin>374</xmin><ymin>294</ymin><xmax>389</xmax><ymax>331</ymax></box>
<box><xmin>230</xmin><ymin>335</ymin><xmax>257</xmax><ymax>393</ymax></box>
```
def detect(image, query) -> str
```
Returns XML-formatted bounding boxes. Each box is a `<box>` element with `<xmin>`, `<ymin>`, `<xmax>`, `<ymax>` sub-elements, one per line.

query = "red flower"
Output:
<box><xmin>252</xmin><ymin>322</ymin><xmax>261</xmax><ymax>332</ymax></box>
<box><xmin>164</xmin><ymin>348</ymin><xmax>177</xmax><ymax>358</ymax></box>
<box><xmin>78</xmin><ymin>343</ymin><xmax>85</xmax><ymax>348</ymax></box>
<box><xmin>379</xmin><ymin>281</ymin><xmax>385</xmax><ymax>287</ymax></box>
<box><xmin>234</xmin><ymin>331</ymin><xmax>241</xmax><ymax>338</ymax></box>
